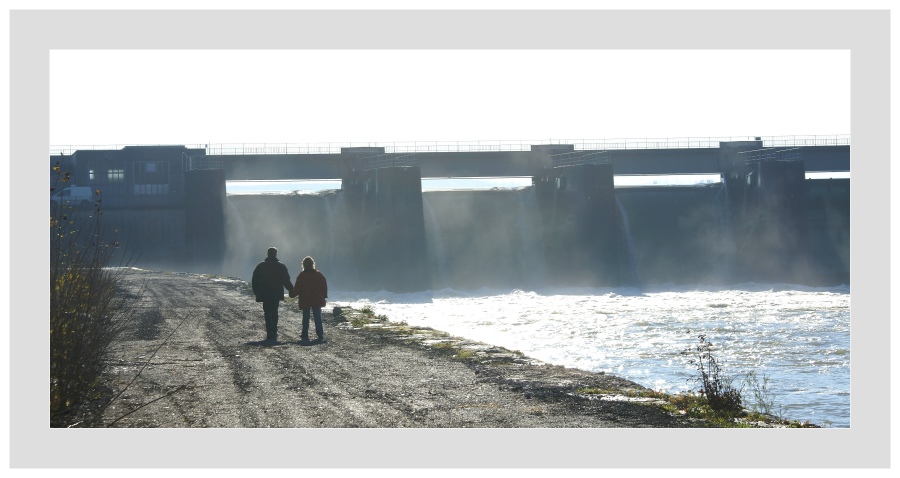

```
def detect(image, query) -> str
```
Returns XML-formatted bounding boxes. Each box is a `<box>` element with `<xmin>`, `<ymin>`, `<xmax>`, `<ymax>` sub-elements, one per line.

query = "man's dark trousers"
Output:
<box><xmin>263</xmin><ymin>300</ymin><xmax>280</xmax><ymax>342</ymax></box>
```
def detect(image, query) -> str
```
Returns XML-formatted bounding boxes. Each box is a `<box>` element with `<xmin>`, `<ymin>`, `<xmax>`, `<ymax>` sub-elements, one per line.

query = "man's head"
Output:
<box><xmin>267</xmin><ymin>247</ymin><xmax>278</xmax><ymax>259</ymax></box>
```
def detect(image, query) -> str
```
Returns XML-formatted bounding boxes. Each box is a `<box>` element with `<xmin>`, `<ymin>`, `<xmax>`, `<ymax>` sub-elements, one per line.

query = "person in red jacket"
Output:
<box><xmin>290</xmin><ymin>256</ymin><xmax>328</xmax><ymax>343</ymax></box>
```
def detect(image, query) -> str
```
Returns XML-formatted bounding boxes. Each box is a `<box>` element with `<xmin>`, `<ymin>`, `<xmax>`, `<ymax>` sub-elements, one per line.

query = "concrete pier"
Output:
<box><xmin>725</xmin><ymin>149</ymin><xmax>810</xmax><ymax>283</ymax></box>
<box><xmin>343</xmin><ymin>166</ymin><xmax>429</xmax><ymax>292</ymax></box>
<box><xmin>185</xmin><ymin>168</ymin><xmax>227</xmax><ymax>268</ymax></box>
<box><xmin>534</xmin><ymin>161</ymin><xmax>631</xmax><ymax>287</ymax></box>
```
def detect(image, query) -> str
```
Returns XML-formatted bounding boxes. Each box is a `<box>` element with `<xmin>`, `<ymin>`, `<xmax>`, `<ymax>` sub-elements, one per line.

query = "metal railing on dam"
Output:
<box><xmin>50</xmin><ymin>134</ymin><xmax>850</xmax><ymax>156</ymax></box>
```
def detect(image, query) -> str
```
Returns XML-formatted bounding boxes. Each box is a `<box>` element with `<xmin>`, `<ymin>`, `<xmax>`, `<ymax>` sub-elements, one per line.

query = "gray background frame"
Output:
<box><xmin>10</xmin><ymin>9</ymin><xmax>889</xmax><ymax>469</ymax></box>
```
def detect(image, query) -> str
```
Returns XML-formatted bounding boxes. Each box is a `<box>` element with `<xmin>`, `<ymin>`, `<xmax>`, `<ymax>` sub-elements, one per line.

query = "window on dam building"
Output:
<box><xmin>86</xmin><ymin>168</ymin><xmax>125</xmax><ymax>184</ymax></box>
<box><xmin>133</xmin><ymin>161</ymin><xmax>170</xmax><ymax>195</ymax></box>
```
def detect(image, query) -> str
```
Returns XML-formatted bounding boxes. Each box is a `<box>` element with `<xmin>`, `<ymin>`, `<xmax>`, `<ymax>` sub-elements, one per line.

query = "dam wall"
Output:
<box><xmin>219</xmin><ymin>178</ymin><xmax>849</xmax><ymax>291</ymax></box>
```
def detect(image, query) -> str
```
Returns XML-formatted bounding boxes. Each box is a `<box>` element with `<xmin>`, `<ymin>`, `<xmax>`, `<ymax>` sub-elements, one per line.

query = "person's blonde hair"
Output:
<box><xmin>302</xmin><ymin>256</ymin><xmax>315</xmax><ymax>271</ymax></box>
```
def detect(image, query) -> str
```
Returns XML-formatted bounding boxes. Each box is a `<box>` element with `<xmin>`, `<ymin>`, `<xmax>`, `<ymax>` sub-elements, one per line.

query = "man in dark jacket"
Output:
<box><xmin>251</xmin><ymin>247</ymin><xmax>294</xmax><ymax>343</ymax></box>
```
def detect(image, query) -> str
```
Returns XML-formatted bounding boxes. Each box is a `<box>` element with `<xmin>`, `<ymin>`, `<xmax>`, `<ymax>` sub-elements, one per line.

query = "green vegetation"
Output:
<box><xmin>348</xmin><ymin>309</ymin><xmax>390</xmax><ymax>329</ymax></box>
<box><xmin>350</xmin><ymin>316</ymin><xmax>371</xmax><ymax>328</ymax></box>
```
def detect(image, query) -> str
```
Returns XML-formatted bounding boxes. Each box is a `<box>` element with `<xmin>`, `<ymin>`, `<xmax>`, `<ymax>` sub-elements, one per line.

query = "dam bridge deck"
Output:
<box><xmin>210</xmin><ymin>140</ymin><xmax>850</xmax><ymax>181</ymax></box>
<box><xmin>52</xmin><ymin>135</ymin><xmax>850</xmax><ymax>181</ymax></box>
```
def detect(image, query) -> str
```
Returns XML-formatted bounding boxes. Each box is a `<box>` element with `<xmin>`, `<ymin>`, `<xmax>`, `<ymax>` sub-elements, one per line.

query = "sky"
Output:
<box><xmin>49</xmin><ymin>49</ymin><xmax>850</xmax><ymax>148</ymax></box>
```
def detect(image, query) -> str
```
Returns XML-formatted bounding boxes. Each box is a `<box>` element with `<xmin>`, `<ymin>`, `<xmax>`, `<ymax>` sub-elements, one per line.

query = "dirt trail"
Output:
<box><xmin>97</xmin><ymin>269</ymin><xmax>706</xmax><ymax>428</ymax></box>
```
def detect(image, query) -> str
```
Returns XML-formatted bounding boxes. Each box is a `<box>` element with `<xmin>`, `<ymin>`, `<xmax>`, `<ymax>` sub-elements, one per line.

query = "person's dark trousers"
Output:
<box><xmin>262</xmin><ymin>300</ymin><xmax>280</xmax><ymax>342</ymax></box>
<box><xmin>301</xmin><ymin>307</ymin><xmax>324</xmax><ymax>341</ymax></box>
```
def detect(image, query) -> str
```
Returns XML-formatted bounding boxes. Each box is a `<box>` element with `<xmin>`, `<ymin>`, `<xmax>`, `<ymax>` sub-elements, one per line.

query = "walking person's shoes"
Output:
<box><xmin>316</xmin><ymin>334</ymin><xmax>326</xmax><ymax>343</ymax></box>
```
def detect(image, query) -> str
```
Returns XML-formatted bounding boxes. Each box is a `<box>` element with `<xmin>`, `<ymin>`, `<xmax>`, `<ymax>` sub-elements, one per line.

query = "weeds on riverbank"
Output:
<box><xmin>681</xmin><ymin>334</ymin><xmax>744</xmax><ymax>416</ymax></box>
<box><xmin>50</xmin><ymin>161</ymin><xmax>140</xmax><ymax>427</ymax></box>
<box><xmin>743</xmin><ymin>370</ymin><xmax>782</xmax><ymax>418</ymax></box>
<box><xmin>669</xmin><ymin>334</ymin><xmax>820</xmax><ymax>427</ymax></box>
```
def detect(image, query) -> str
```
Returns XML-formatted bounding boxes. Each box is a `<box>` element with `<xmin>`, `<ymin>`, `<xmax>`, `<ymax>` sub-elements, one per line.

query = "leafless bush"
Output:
<box><xmin>50</xmin><ymin>162</ymin><xmax>141</xmax><ymax>427</ymax></box>
<box><xmin>681</xmin><ymin>334</ymin><xmax>744</xmax><ymax>416</ymax></box>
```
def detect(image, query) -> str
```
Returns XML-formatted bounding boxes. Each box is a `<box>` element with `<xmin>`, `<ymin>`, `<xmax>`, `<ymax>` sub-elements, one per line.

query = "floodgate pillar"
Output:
<box><xmin>533</xmin><ymin>152</ymin><xmax>631</xmax><ymax>287</ymax></box>
<box><xmin>724</xmin><ymin>148</ymin><xmax>810</xmax><ymax>283</ymax></box>
<box><xmin>343</xmin><ymin>163</ymin><xmax>428</xmax><ymax>292</ymax></box>
<box><xmin>185</xmin><ymin>166</ymin><xmax>227</xmax><ymax>268</ymax></box>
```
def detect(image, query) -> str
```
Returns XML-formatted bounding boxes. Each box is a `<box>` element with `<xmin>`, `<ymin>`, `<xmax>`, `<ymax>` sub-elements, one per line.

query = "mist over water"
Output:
<box><xmin>221</xmin><ymin>184</ymin><xmax>850</xmax><ymax>427</ymax></box>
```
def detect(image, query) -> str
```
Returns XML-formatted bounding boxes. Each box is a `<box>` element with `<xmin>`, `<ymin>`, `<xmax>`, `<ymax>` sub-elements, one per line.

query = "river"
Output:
<box><xmin>331</xmin><ymin>283</ymin><xmax>850</xmax><ymax>427</ymax></box>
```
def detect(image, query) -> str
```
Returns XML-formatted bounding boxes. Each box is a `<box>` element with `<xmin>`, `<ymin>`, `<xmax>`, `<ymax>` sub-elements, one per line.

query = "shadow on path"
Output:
<box><xmin>244</xmin><ymin>339</ymin><xmax>288</xmax><ymax>347</ymax></box>
<box><xmin>295</xmin><ymin>338</ymin><xmax>327</xmax><ymax>347</ymax></box>
<box><xmin>242</xmin><ymin>339</ymin><xmax>326</xmax><ymax>347</ymax></box>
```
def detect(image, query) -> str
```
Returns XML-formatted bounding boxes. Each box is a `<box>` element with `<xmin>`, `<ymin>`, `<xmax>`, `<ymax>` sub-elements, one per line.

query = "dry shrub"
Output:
<box><xmin>681</xmin><ymin>334</ymin><xmax>744</xmax><ymax>417</ymax></box>
<box><xmin>50</xmin><ymin>162</ymin><xmax>139</xmax><ymax>427</ymax></box>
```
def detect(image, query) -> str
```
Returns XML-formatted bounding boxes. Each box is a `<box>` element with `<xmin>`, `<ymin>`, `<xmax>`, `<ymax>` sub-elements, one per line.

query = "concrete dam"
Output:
<box><xmin>52</xmin><ymin>138</ymin><xmax>850</xmax><ymax>291</ymax></box>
